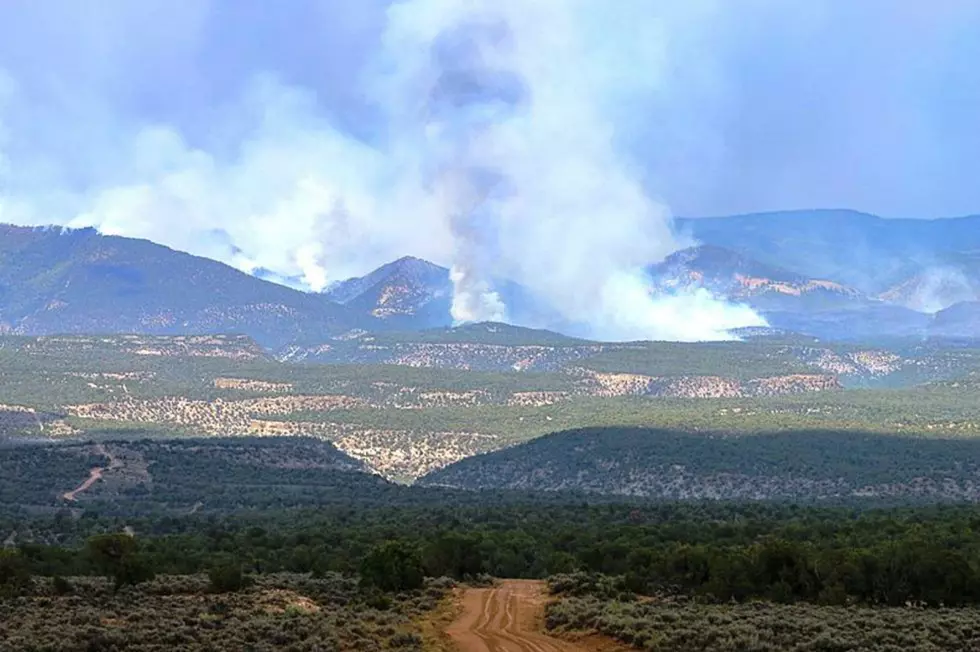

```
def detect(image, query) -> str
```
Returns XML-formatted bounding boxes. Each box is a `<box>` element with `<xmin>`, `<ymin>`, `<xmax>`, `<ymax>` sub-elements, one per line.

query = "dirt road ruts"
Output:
<box><xmin>446</xmin><ymin>580</ymin><xmax>591</xmax><ymax>652</ymax></box>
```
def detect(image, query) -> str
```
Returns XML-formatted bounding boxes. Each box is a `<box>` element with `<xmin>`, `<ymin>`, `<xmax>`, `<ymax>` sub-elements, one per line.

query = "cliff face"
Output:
<box><xmin>577</xmin><ymin>370</ymin><xmax>840</xmax><ymax>398</ymax></box>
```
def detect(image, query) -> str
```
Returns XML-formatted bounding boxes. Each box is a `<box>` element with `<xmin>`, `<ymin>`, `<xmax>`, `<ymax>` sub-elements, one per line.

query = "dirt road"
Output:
<box><xmin>446</xmin><ymin>580</ymin><xmax>592</xmax><ymax>652</ymax></box>
<box><xmin>62</xmin><ymin>443</ymin><xmax>121</xmax><ymax>501</ymax></box>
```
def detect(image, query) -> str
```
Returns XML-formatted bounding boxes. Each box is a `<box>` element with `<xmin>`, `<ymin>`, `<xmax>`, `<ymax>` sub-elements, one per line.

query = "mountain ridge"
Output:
<box><xmin>0</xmin><ymin>224</ymin><xmax>362</xmax><ymax>348</ymax></box>
<box><xmin>4</xmin><ymin>210</ymin><xmax>980</xmax><ymax>346</ymax></box>
<box><xmin>677</xmin><ymin>210</ymin><xmax>980</xmax><ymax>294</ymax></box>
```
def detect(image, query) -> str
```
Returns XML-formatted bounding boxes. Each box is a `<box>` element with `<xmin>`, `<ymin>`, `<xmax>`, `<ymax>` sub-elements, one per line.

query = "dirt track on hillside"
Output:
<box><xmin>446</xmin><ymin>580</ymin><xmax>594</xmax><ymax>652</ymax></box>
<box><xmin>62</xmin><ymin>443</ymin><xmax>120</xmax><ymax>501</ymax></box>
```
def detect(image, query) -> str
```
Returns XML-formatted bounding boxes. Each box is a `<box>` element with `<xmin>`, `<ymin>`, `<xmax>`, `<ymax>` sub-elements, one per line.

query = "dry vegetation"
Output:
<box><xmin>5</xmin><ymin>333</ymin><xmax>980</xmax><ymax>483</ymax></box>
<box><xmin>213</xmin><ymin>378</ymin><xmax>293</xmax><ymax>393</ymax></box>
<box><xmin>576</xmin><ymin>370</ymin><xmax>840</xmax><ymax>398</ymax></box>
<box><xmin>66</xmin><ymin>395</ymin><xmax>369</xmax><ymax>434</ymax></box>
<box><xmin>330</xmin><ymin>428</ymin><xmax>500</xmax><ymax>481</ymax></box>
<box><xmin>0</xmin><ymin>573</ymin><xmax>449</xmax><ymax>652</ymax></box>
<box><xmin>18</xmin><ymin>334</ymin><xmax>267</xmax><ymax>360</ymax></box>
<box><xmin>547</xmin><ymin>597</ymin><xmax>980</xmax><ymax>652</ymax></box>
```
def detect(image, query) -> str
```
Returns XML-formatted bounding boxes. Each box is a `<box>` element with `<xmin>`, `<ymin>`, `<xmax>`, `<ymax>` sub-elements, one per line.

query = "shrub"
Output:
<box><xmin>0</xmin><ymin>549</ymin><xmax>32</xmax><ymax>596</ymax></box>
<box><xmin>208</xmin><ymin>563</ymin><xmax>249</xmax><ymax>593</ymax></box>
<box><xmin>86</xmin><ymin>533</ymin><xmax>156</xmax><ymax>591</ymax></box>
<box><xmin>360</xmin><ymin>541</ymin><xmax>425</xmax><ymax>592</ymax></box>
<box><xmin>52</xmin><ymin>575</ymin><xmax>75</xmax><ymax>595</ymax></box>
<box><xmin>388</xmin><ymin>631</ymin><xmax>422</xmax><ymax>648</ymax></box>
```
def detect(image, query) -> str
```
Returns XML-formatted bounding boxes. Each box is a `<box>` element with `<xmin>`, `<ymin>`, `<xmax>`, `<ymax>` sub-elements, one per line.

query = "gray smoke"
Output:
<box><xmin>425</xmin><ymin>19</ymin><xmax>523</xmax><ymax>323</ymax></box>
<box><xmin>0</xmin><ymin>0</ymin><xmax>771</xmax><ymax>340</ymax></box>
<box><xmin>900</xmin><ymin>267</ymin><xmax>978</xmax><ymax>313</ymax></box>
<box><xmin>374</xmin><ymin>0</ymin><xmax>763</xmax><ymax>338</ymax></box>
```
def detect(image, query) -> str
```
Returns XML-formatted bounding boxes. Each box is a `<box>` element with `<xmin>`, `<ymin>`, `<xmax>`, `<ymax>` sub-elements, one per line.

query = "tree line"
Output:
<box><xmin>6</xmin><ymin>501</ymin><xmax>980</xmax><ymax>604</ymax></box>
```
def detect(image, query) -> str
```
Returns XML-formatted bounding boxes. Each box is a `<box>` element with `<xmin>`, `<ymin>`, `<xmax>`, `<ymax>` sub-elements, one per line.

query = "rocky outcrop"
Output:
<box><xmin>214</xmin><ymin>378</ymin><xmax>294</xmax><ymax>393</ymax></box>
<box><xmin>576</xmin><ymin>371</ymin><xmax>840</xmax><ymax>398</ymax></box>
<box><xmin>67</xmin><ymin>395</ymin><xmax>366</xmax><ymax>434</ymax></box>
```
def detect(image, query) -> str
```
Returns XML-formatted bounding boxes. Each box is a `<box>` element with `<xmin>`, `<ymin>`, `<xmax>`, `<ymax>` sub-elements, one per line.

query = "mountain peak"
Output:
<box><xmin>324</xmin><ymin>256</ymin><xmax>452</xmax><ymax>326</ymax></box>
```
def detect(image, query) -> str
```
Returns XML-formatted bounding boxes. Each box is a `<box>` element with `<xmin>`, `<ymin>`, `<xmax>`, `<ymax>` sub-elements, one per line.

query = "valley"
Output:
<box><xmin>2</xmin><ymin>331</ymin><xmax>980</xmax><ymax>487</ymax></box>
<box><xmin>4</xmin><ymin>213</ymin><xmax>980</xmax><ymax>651</ymax></box>
<box><xmin>4</xmin><ymin>1</ymin><xmax>980</xmax><ymax>647</ymax></box>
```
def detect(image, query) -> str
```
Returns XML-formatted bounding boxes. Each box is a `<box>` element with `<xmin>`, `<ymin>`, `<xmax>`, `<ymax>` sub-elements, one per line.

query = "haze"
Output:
<box><xmin>0</xmin><ymin>0</ymin><xmax>977</xmax><ymax>339</ymax></box>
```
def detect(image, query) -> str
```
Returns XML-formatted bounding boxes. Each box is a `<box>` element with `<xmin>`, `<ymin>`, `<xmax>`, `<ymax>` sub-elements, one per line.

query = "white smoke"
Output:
<box><xmin>373</xmin><ymin>0</ymin><xmax>763</xmax><ymax>339</ymax></box>
<box><xmin>899</xmin><ymin>266</ymin><xmax>978</xmax><ymax>313</ymax></box>
<box><xmin>0</xmin><ymin>0</ymin><xmax>766</xmax><ymax>341</ymax></box>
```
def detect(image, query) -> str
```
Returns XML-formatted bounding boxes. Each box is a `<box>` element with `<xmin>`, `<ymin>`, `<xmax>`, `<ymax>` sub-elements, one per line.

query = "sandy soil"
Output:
<box><xmin>446</xmin><ymin>580</ymin><xmax>596</xmax><ymax>652</ymax></box>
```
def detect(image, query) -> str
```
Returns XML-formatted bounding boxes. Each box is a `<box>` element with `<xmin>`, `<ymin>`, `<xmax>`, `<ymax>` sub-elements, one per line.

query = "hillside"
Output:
<box><xmin>325</xmin><ymin>257</ymin><xmax>548</xmax><ymax>333</ymax></box>
<box><xmin>0</xmin><ymin>436</ymin><xmax>387</xmax><ymax>514</ymax></box>
<box><xmin>324</xmin><ymin>256</ymin><xmax>453</xmax><ymax>329</ymax></box>
<box><xmin>3</xmin><ymin>333</ymin><xmax>980</xmax><ymax>482</ymax></box>
<box><xmin>0</xmin><ymin>224</ymin><xmax>359</xmax><ymax>348</ymax></box>
<box><xmin>932</xmin><ymin>301</ymin><xmax>980</xmax><ymax>338</ymax></box>
<box><xmin>320</xmin><ymin>225</ymin><xmax>980</xmax><ymax>341</ymax></box>
<box><xmin>880</xmin><ymin>257</ymin><xmax>980</xmax><ymax>312</ymax></box>
<box><xmin>643</xmin><ymin>244</ymin><xmax>967</xmax><ymax>340</ymax></box>
<box><xmin>649</xmin><ymin>245</ymin><xmax>867</xmax><ymax>311</ymax></box>
<box><xmin>4</xmin><ymin>217</ymin><xmax>980</xmax><ymax>347</ymax></box>
<box><xmin>678</xmin><ymin>210</ymin><xmax>980</xmax><ymax>294</ymax></box>
<box><xmin>421</xmin><ymin>426</ymin><xmax>980</xmax><ymax>501</ymax></box>
<box><xmin>764</xmin><ymin>304</ymin><xmax>933</xmax><ymax>341</ymax></box>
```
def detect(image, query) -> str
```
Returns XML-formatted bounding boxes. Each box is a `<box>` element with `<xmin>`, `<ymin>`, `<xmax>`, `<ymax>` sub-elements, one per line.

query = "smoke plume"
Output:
<box><xmin>0</xmin><ymin>0</ymin><xmax>775</xmax><ymax>340</ymax></box>
<box><xmin>899</xmin><ymin>267</ymin><xmax>978</xmax><ymax>313</ymax></box>
<box><xmin>372</xmin><ymin>0</ymin><xmax>764</xmax><ymax>339</ymax></box>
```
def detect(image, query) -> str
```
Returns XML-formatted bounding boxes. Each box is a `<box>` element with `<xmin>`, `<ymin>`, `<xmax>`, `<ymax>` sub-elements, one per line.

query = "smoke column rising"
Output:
<box><xmin>375</xmin><ymin>0</ymin><xmax>764</xmax><ymax>339</ymax></box>
<box><xmin>0</xmin><ymin>0</ymin><xmax>767</xmax><ymax>341</ymax></box>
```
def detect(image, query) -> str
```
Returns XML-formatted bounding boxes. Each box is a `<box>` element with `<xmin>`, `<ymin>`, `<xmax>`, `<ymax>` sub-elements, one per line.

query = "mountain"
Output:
<box><xmin>325</xmin><ymin>256</ymin><xmax>564</xmax><ymax>334</ymax></box>
<box><xmin>879</xmin><ymin>256</ymin><xmax>980</xmax><ymax>312</ymax></box>
<box><xmin>763</xmin><ymin>304</ymin><xmax>932</xmax><ymax>341</ymax></box>
<box><xmin>678</xmin><ymin>210</ymin><xmax>980</xmax><ymax>294</ymax></box>
<box><xmin>0</xmin><ymin>224</ymin><xmax>359</xmax><ymax>348</ymax></box>
<box><xmin>645</xmin><ymin>245</ymin><xmax>941</xmax><ymax>340</ymax></box>
<box><xmin>325</xmin><ymin>256</ymin><xmax>453</xmax><ymax>329</ymax></box>
<box><xmin>931</xmin><ymin>301</ymin><xmax>980</xmax><ymax>339</ymax></box>
<box><xmin>421</xmin><ymin>426</ymin><xmax>980</xmax><ymax>501</ymax></box>
<box><xmin>649</xmin><ymin>245</ymin><xmax>867</xmax><ymax>311</ymax></box>
<box><xmin>4</xmin><ymin>215</ymin><xmax>979</xmax><ymax>349</ymax></box>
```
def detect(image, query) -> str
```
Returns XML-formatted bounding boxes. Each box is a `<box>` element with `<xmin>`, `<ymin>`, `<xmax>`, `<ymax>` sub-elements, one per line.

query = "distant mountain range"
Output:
<box><xmin>677</xmin><ymin>209</ymin><xmax>980</xmax><ymax>296</ymax></box>
<box><xmin>0</xmin><ymin>225</ymin><xmax>356</xmax><ymax>349</ymax></box>
<box><xmin>2</xmin><ymin>210</ymin><xmax>980</xmax><ymax>345</ymax></box>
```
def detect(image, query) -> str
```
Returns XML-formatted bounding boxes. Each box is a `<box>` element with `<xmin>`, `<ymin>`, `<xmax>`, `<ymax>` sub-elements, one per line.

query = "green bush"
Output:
<box><xmin>208</xmin><ymin>562</ymin><xmax>249</xmax><ymax>593</ymax></box>
<box><xmin>360</xmin><ymin>541</ymin><xmax>425</xmax><ymax>592</ymax></box>
<box><xmin>0</xmin><ymin>550</ymin><xmax>32</xmax><ymax>596</ymax></box>
<box><xmin>86</xmin><ymin>533</ymin><xmax>155</xmax><ymax>592</ymax></box>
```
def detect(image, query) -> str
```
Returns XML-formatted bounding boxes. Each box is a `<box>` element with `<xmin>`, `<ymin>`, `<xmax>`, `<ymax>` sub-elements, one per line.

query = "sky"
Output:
<box><xmin>2</xmin><ymin>0</ymin><xmax>978</xmax><ymax>221</ymax></box>
<box><xmin>0</xmin><ymin>0</ymin><xmax>978</xmax><ymax>337</ymax></box>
